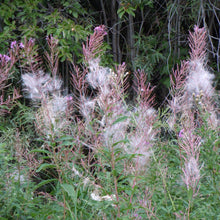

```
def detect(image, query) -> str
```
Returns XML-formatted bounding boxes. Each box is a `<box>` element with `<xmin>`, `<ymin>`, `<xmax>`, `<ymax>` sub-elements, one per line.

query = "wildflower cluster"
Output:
<box><xmin>21</xmin><ymin>37</ymin><xmax>71</xmax><ymax>138</ymax></box>
<box><xmin>81</xmin><ymin>27</ymin><xmax>158</xmax><ymax>173</ymax></box>
<box><xmin>169</xmin><ymin>26</ymin><xmax>219</xmax><ymax>215</ymax></box>
<box><xmin>0</xmin><ymin>24</ymin><xmax>219</xmax><ymax>219</ymax></box>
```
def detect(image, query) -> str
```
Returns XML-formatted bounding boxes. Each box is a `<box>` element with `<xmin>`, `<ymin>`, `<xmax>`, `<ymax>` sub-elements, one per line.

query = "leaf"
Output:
<box><xmin>115</xmin><ymin>155</ymin><xmax>129</xmax><ymax>162</ymax></box>
<box><xmin>33</xmin><ymin>179</ymin><xmax>57</xmax><ymax>191</ymax></box>
<box><xmin>36</xmin><ymin>163</ymin><xmax>56</xmax><ymax>172</ymax></box>
<box><xmin>58</xmin><ymin>141</ymin><xmax>74</xmax><ymax>146</ymax></box>
<box><xmin>0</xmin><ymin>105</ymin><xmax>10</xmax><ymax>110</ymax></box>
<box><xmin>112</xmin><ymin>116</ymin><xmax>129</xmax><ymax>125</ymax></box>
<box><xmin>112</xmin><ymin>138</ymin><xmax>129</xmax><ymax>147</ymax></box>
<box><xmin>29</xmin><ymin>149</ymin><xmax>52</xmax><ymax>155</ymax></box>
<box><xmin>127</xmin><ymin>8</ymin><xmax>135</xmax><ymax>17</ymax></box>
<box><xmin>72</xmin><ymin>11</ymin><xmax>78</xmax><ymax>18</ymax></box>
<box><xmin>56</xmin><ymin>135</ymin><xmax>74</xmax><ymax>141</ymax></box>
<box><xmin>117</xmin><ymin>8</ymin><xmax>125</xmax><ymax>19</ymax></box>
<box><xmin>61</xmin><ymin>183</ymin><xmax>76</xmax><ymax>202</ymax></box>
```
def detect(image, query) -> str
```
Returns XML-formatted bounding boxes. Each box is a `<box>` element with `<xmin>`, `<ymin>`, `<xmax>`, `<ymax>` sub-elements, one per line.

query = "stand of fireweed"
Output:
<box><xmin>169</xmin><ymin>26</ymin><xmax>219</xmax><ymax>219</ymax></box>
<box><xmin>0</xmin><ymin>24</ymin><xmax>219</xmax><ymax>219</ymax></box>
<box><xmin>18</xmin><ymin>25</ymin><xmax>159</xmax><ymax>218</ymax></box>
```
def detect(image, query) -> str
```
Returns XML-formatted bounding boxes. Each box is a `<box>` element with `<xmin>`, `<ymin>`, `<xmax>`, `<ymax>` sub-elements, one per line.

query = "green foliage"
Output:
<box><xmin>134</xmin><ymin>34</ymin><xmax>167</xmax><ymax>80</ymax></box>
<box><xmin>0</xmin><ymin>0</ymin><xmax>91</xmax><ymax>61</ymax></box>
<box><xmin>117</xmin><ymin>4</ymin><xmax>136</xmax><ymax>19</ymax></box>
<box><xmin>117</xmin><ymin>0</ymin><xmax>154</xmax><ymax>19</ymax></box>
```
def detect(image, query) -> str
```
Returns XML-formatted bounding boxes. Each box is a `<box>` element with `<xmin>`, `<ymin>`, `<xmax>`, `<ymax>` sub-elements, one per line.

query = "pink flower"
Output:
<box><xmin>0</xmin><ymin>54</ymin><xmax>11</xmax><ymax>63</ymax></box>
<box><xmin>94</xmin><ymin>26</ymin><xmax>103</xmax><ymax>32</ymax></box>
<box><xmin>29</xmin><ymin>38</ymin><xmax>35</xmax><ymax>44</ymax></box>
<box><xmin>194</xmin><ymin>25</ymin><xmax>199</xmax><ymax>32</ymax></box>
<box><xmin>10</xmin><ymin>41</ymin><xmax>17</xmax><ymax>49</ymax></box>
<box><xmin>19</xmin><ymin>42</ymin><xmax>24</xmax><ymax>49</ymax></box>
<box><xmin>94</xmin><ymin>25</ymin><xmax>107</xmax><ymax>35</ymax></box>
<box><xmin>3</xmin><ymin>55</ymin><xmax>11</xmax><ymax>62</ymax></box>
<box><xmin>178</xmin><ymin>129</ymin><xmax>184</xmax><ymax>138</ymax></box>
<box><xmin>66</xmin><ymin>96</ymin><xmax>73</xmax><ymax>101</ymax></box>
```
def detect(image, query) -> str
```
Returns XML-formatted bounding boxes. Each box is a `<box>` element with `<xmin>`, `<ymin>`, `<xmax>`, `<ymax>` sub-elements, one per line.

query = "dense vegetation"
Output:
<box><xmin>0</xmin><ymin>1</ymin><xmax>219</xmax><ymax>219</ymax></box>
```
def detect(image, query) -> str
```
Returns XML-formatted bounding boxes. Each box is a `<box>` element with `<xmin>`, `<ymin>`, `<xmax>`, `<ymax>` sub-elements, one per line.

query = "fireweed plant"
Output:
<box><xmin>0</xmin><ymin>25</ymin><xmax>219</xmax><ymax>219</ymax></box>
<box><xmin>0</xmin><ymin>41</ymin><xmax>21</xmax><ymax>116</ymax></box>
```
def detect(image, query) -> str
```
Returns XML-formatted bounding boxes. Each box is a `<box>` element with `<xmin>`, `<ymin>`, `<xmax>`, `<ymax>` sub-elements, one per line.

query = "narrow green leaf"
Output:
<box><xmin>112</xmin><ymin>116</ymin><xmax>129</xmax><ymax>125</ymax></box>
<box><xmin>115</xmin><ymin>155</ymin><xmax>129</xmax><ymax>162</ymax></box>
<box><xmin>58</xmin><ymin>135</ymin><xmax>74</xmax><ymax>141</ymax></box>
<box><xmin>112</xmin><ymin>138</ymin><xmax>129</xmax><ymax>147</ymax></box>
<box><xmin>36</xmin><ymin>163</ymin><xmax>56</xmax><ymax>172</ymax></box>
<box><xmin>0</xmin><ymin>105</ymin><xmax>10</xmax><ymax>110</ymax></box>
<box><xmin>58</xmin><ymin>141</ymin><xmax>74</xmax><ymax>146</ymax></box>
<box><xmin>29</xmin><ymin>149</ymin><xmax>52</xmax><ymax>155</ymax></box>
<box><xmin>33</xmin><ymin>179</ymin><xmax>57</xmax><ymax>191</ymax></box>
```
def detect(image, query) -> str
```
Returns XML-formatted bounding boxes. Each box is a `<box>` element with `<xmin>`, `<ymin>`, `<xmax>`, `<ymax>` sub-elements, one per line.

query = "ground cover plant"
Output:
<box><xmin>0</xmin><ymin>25</ymin><xmax>219</xmax><ymax>219</ymax></box>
